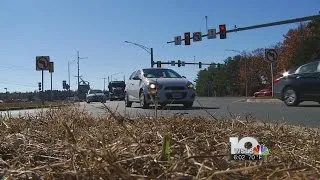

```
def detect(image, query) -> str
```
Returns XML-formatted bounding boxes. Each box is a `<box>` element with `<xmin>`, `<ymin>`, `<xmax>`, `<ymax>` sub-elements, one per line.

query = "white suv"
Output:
<box><xmin>125</xmin><ymin>68</ymin><xmax>196</xmax><ymax>109</ymax></box>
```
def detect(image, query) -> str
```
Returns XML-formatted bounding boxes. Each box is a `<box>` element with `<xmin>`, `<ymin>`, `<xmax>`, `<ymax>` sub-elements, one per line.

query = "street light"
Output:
<box><xmin>124</xmin><ymin>41</ymin><xmax>154</xmax><ymax>68</ymax></box>
<box><xmin>225</xmin><ymin>49</ymin><xmax>248</xmax><ymax>97</ymax></box>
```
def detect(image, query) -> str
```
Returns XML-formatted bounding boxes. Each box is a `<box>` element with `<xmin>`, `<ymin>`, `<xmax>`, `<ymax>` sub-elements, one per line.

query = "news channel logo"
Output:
<box><xmin>229</xmin><ymin>136</ymin><xmax>270</xmax><ymax>161</ymax></box>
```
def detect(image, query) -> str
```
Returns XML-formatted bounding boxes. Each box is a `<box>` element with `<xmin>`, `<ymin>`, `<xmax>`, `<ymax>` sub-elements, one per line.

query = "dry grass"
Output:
<box><xmin>0</xmin><ymin>104</ymin><xmax>319</xmax><ymax>179</ymax></box>
<box><xmin>0</xmin><ymin>101</ymin><xmax>70</xmax><ymax>111</ymax></box>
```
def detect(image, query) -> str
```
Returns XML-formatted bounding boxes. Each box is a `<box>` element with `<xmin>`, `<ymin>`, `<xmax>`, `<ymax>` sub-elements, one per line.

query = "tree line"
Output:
<box><xmin>195</xmin><ymin>18</ymin><xmax>320</xmax><ymax>97</ymax></box>
<box><xmin>0</xmin><ymin>90</ymin><xmax>77</xmax><ymax>102</ymax></box>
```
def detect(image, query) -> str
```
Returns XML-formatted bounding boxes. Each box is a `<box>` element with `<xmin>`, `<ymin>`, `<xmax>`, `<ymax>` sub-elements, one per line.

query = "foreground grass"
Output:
<box><xmin>0</xmin><ymin>101</ymin><xmax>70</xmax><ymax>111</ymax></box>
<box><xmin>0</xmin><ymin>104</ymin><xmax>319</xmax><ymax>179</ymax></box>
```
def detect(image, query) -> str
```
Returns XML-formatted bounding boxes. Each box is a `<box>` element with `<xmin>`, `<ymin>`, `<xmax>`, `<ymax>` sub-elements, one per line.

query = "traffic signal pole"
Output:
<box><xmin>151</xmin><ymin>48</ymin><xmax>154</xmax><ymax>68</ymax></box>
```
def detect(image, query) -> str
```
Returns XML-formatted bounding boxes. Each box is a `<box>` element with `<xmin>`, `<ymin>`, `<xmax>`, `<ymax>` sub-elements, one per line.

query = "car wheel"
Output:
<box><xmin>183</xmin><ymin>102</ymin><xmax>193</xmax><ymax>109</ymax></box>
<box><xmin>139</xmin><ymin>91</ymin><xmax>149</xmax><ymax>109</ymax></box>
<box><xmin>125</xmin><ymin>93</ymin><xmax>132</xmax><ymax>107</ymax></box>
<box><xmin>283</xmin><ymin>87</ymin><xmax>299</xmax><ymax>106</ymax></box>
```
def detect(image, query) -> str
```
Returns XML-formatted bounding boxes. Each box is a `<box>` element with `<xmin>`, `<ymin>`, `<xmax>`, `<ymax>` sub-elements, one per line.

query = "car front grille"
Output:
<box><xmin>165</xmin><ymin>92</ymin><xmax>187</xmax><ymax>100</ymax></box>
<box><xmin>164</xmin><ymin>86</ymin><xmax>186</xmax><ymax>90</ymax></box>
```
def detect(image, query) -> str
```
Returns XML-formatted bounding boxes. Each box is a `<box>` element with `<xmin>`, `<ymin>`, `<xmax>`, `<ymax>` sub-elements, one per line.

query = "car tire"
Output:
<box><xmin>283</xmin><ymin>87</ymin><xmax>299</xmax><ymax>106</ymax></box>
<box><xmin>183</xmin><ymin>102</ymin><xmax>193</xmax><ymax>109</ymax></box>
<box><xmin>139</xmin><ymin>91</ymin><xmax>149</xmax><ymax>109</ymax></box>
<box><xmin>125</xmin><ymin>93</ymin><xmax>132</xmax><ymax>107</ymax></box>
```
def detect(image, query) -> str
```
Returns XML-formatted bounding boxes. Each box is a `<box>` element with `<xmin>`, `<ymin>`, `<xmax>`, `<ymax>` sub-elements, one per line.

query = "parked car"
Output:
<box><xmin>254</xmin><ymin>86</ymin><xmax>272</xmax><ymax>97</ymax></box>
<box><xmin>86</xmin><ymin>89</ymin><xmax>106</xmax><ymax>103</ymax></box>
<box><xmin>274</xmin><ymin>60</ymin><xmax>320</xmax><ymax>106</ymax></box>
<box><xmin>125</xmin><ymin>68</ymin><xmax>196</xmax><ymax>109</ymax></box>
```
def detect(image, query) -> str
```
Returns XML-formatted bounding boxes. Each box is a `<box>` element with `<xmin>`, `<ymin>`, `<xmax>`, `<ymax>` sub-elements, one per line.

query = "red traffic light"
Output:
<box><xmin>184</xmin><ymin>32</ymin><xmax>191</xmax><ymax>45</ymax></box>
<box><xmin>219</xmin><ymin>24</ymin><xmax>227</xmax><ymax>39</ymax></box>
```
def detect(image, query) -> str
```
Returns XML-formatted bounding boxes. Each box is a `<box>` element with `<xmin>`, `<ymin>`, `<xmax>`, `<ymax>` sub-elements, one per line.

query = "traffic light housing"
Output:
<box><xmin>157</xmin><ymin>61</ymin><xmax>161</xmax><ymax>68</ymax></box>
<box><xmin>38</xmin><ymin>82</ymin><xmax>41</xmax><ymax>91</ymax></box>
<box><xmin>219</xmin><ymin>24</ymin><xmax>226</xmax><ymax>39</ymax></box>
<box><xmin>178</xmin><ymin>60</ymin><xmax>181</xmax><ymax>67</ymax></box>
<box><xmin>184</xmin><ymin>32</ymin><xmax>191</xmax><ymax>45</ymax></box>
<box><xmin>199</xmin><ymin>62</ymin><xmax>202</xmax><ymax>68</ymax></box>
<box><xmin>62</xmin><ymin>80</ymin><xmax>66</xmax><ymax>89</ymax></box>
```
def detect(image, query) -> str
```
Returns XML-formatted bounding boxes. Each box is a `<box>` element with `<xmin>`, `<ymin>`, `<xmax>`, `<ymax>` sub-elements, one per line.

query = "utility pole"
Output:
<box><xmin>76</xmin><ymin>51</ymin><xmax>88</xmax><ymax>97</ymax></box>
<box><xmin>77</xmin><ymin>51</ymin><xmax>80</xmax><ymax>92</ymax></box>
<box><xmin>68</xmin><ymin>61</ymin><xmax>71</xmax><ymax>90</ymax></box>
<box><xmin>205</xmin><ymin>16</ymin><xmax>208</xmax><ymax>32</ymax></box>
<box><xmin>103</xmin><ymin>77</ymin><xmax>106</xmax><ymax>91</ymax></box>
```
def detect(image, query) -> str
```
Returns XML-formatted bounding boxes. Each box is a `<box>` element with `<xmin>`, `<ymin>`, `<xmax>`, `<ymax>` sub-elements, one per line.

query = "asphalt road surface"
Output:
<box><xmin>79</xmin><ymin>97</ymin><xmax>320</xmax><ymax>128</ymax></box>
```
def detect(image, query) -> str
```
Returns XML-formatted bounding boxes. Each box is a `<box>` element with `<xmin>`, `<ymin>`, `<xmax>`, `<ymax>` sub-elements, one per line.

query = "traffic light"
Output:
<box><xmin>62</xmin><ymin>80</ymin><xmax>66</xmax><ymax>89</ymax></box>
<box><xmin>157</xmin><ymin>61</ymin><xmax>161</xmax><ymax>68</ymax></box>
<box><xmin>199</xmin><ymin>62</ymin><xmax>202</xmax><ymax>68</ymax></box>
<box><xmin>219</xmin><ymin>24</ymin><xmax>226</xmax><ymax>39</ymax></box>
<box><xmin>38</xmin><ymin>82</ymin><xmax>41</xmax><ymax>91</ymax></box>
<box><xmin>178</xmin><ymin>60</ymin><xmax>181</xmax><ymax>67</ymax></box>
<box><xmin>184</xmin><ymin>32</ymin><xmax>191</xmax><ymax>45</ymax></box>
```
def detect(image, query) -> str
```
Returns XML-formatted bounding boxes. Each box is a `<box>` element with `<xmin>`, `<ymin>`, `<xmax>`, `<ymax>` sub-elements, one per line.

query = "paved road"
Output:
<box><xmin>79</xmin><ymin>97</ymin><xmax>320</xmax><ymax>128</ymax></box>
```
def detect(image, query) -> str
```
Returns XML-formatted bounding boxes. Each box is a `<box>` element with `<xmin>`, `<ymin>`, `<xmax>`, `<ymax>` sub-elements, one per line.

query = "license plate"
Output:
<box><xmin>172</xmin><ymin>92</ymin><xmax>182</xmax><ymax>99</ymax></box>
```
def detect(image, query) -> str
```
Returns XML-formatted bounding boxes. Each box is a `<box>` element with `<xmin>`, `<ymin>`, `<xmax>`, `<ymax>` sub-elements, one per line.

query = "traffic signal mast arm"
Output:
<box><xmin>156</xmin><ymin>61</ymin><xmax>217</xmax><ymax>66</ymax></box>
<box><xmin>166</xmin><ymin>14</ymin><xmax>320</xmax><ymax>44</ymax></box>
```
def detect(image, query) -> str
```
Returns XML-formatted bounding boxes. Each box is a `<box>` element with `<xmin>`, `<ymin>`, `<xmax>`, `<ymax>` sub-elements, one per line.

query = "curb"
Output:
<box><xmin>246</xmin><ymin>98</ymin><xmax>282</xmax><ymax>103</ymax></box>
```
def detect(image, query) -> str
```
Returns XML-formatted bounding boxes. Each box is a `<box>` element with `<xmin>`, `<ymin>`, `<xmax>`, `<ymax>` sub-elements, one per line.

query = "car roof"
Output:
<box><xmin>142</xmin><ymin>67</ymin><xmax>170</xmax><ymax>70</ymax></box>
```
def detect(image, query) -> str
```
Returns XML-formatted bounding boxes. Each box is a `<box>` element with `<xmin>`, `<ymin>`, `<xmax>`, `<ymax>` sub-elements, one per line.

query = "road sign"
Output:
<box><xmin>208</xmin><ymin>29</ymin><xmax>216</xmax><ymax>39</ymax></box>
<box><xmin>265</xmin><ymin>49</ymin><xmax>278</xmax><ymax>63</ymax></box>
<box><xmin>36</xmin><ymin>56</ymin><xmax>50</xmax><ymax>71</ymax></box>
<box><xmin>171</xmin><ymin>61</ymin><xmax>175</xmax><ymax>66</ymax></box>
<box><xmin>49</xmin><ymin>62</ymin><xmax>54</xmax><ymax>73</ymax></box>
<box><xmin>193</xmin><ymin>32</ymin><xmax>202</xmax><ymax>42</ymax></box>
<box><xmin>174</xmin><ymin>36</ymin><xmax>182</xmax><ymax>45</ymax></box>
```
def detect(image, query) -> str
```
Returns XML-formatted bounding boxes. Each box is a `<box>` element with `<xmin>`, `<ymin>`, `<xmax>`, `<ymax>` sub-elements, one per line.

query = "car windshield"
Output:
<box><xmin>90</xmin><ymin>90</ymin><xmax>102</xmax><ymax>94</ymax></box>
<box><xmin>143</xmin><ymin>69</ymin><xmax>182</xmax><ymax>78</ymax></box>
<box><xmin>110</xmin><ymin>82</ymin><xmax>125</xmax><ymax>88</ymax></box>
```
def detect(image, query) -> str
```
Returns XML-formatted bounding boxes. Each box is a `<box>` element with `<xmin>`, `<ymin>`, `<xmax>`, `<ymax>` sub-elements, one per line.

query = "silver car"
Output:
<box><xmin>125</xmin><ymin>68</ymin><xmax>196</xmax><ymax>109</ymax></box>
<box><xmin>86</xmin><ymin>89</ymin><xmax>107</xmax><ymax>103</ymax></box>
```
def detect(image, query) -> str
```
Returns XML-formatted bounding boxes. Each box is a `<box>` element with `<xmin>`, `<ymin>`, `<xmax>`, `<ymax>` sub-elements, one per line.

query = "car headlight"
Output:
<box><xmin>282</xmin><ymin>71</ymin><xmax>289</xmax><ymax>77</ymax></box>
<box><xmin>187</xmin><ymin>82</ymin><xmax>194</xmax><ymax>89</ymax></box>
<box><xmin>148</xmin><ymin>83</ymin><xmax>162</xmax><ymax>89</ymax></box>
<box><xmin>149</xmin><ymin>83</ymin><xmax>156</xmax><ymax>89</ymax></box>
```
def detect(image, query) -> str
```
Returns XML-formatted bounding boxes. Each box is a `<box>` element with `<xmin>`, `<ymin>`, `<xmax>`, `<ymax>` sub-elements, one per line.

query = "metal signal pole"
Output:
<box><xmin>76</xmin><ymin>51</ymin><xmax>88</xmax><ymax>94</ymax></box>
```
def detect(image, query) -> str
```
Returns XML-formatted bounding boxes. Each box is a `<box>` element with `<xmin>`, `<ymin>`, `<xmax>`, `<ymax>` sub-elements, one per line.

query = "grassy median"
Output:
<box><xmin>0</xmin><ymin>101</ymin><xmax>71</xmax><ymax>111</ymax></box>
<box><xmin>0</xmin><ymin>104</ymin><xmax>319</xmax><ymax>179</ymax></box>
